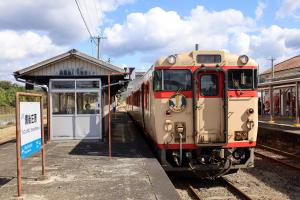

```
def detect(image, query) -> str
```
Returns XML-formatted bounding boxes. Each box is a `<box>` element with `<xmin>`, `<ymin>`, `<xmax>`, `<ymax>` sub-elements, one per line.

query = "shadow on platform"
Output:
<box><xmin>69</xmin><ymin>112</ymin><xmax>153</xmax><ymax>158</ymax></box>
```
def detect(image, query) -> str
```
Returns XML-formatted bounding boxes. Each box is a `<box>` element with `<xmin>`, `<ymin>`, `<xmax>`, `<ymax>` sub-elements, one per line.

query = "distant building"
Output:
<box><xmin>260</xmin><ymin>55</ymin><xmax>300</xmax><ymax>83</ymax></box>
<box><xmin>258</xmin><ymin>55</ymin><xmax>300</xmax><ymax>125</ymax></box>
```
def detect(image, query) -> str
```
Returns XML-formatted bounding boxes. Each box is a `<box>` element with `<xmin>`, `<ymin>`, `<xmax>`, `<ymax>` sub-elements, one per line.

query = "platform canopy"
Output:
<box><xmin>13</xmin><ymin>49</ymin><xmax>125</xmax><ymax>86</ymax></box>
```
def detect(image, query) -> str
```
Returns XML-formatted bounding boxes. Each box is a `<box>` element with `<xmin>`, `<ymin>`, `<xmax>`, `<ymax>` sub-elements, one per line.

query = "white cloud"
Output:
<box><xmin>0</xmin><ymin>30</ymin><xmax>68</xmax><ymax>80</ymax></box>
<box><xmin>255</xmin><ymin>1</ymin><xmax>266</xmax><ymax>20</ymax></box>
<box><xmin>0</xmin><ymin>31</ymin><xmax>65</xmax><ymax>61</ymax></box>
<box><xmin>103</xmin><ymin>6</ymin><xmax>255</xmax><ymax>57</ymax></box>
<box><xmin>0</xmin><ymin>0</ymin><xmax>134</xmax><ymax>80</ymax></box>
<box><xmin>276</xmin><ymin>0</ymin><xmax>300</xmax><ymax>19</ymax></box>
<box><xmin>102</xmin><ymin>5</ymin><xmax>300</xmax><ymax>73</ymax></box>
<box><xmin>0</xmin><ymin>0</ymin><xmax>134</xmax><ymax>44</ymax></box>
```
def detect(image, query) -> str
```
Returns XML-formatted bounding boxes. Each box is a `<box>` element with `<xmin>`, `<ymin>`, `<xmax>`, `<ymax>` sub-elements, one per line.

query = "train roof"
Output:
<box><xmin>154</xmin><ymin>50</ymin><xmax>257</xmax><ymax>67</ymax></box>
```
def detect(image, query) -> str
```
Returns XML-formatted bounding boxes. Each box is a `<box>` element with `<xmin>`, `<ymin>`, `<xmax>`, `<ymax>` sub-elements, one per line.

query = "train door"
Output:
<box><xmin>195</xmin><ymin>71</ymin><xmax>225</xmax><ymax>144</ymax></box>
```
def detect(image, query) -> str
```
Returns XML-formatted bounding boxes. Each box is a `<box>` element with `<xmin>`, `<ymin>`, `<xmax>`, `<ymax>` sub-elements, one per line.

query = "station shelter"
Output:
<box><xmin>14</xmin><ymin>49</ymin><xmax>126</xmax><ymax>140</ymax></box>
<box><xmin>258</xmin><ymin>55</ymin><xmax>300</xmax><ymax>125</ymax></box>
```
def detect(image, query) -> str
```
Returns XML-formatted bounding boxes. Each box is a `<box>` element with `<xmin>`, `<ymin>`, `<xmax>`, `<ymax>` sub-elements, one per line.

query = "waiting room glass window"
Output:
<box><xmin>76</xmin><ymin>81</ymin><xmax>99</xmax><ymax>89</ymax></box>
<box><xmin>52</xmin><ymin>81</ymin><xmax>75</xmax><ymax>89</ymax></box>
<box><xmin>52</xmin><ymin>93</ymin><xmax>75</xmax><ymax>114</ymax></box>
<box><xmin>200</xmin><ymin>74</ymin><xmax>218</xmax><ymax>96</ymax></box>
<box><xmin>77</xmin><ymin>93</ymin><xmax>99</xmax><ymax>114</ymax></box>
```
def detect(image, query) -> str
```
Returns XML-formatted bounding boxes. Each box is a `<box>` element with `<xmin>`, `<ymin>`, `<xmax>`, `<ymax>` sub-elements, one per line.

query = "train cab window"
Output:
<box><xmin>228</xmin><ymin>69</ymin><xmax>257</xmax><ymax>90</ymax></box>
<box><xmin>153</xmin><ymin>69</ymin><xmax>192</xmax><ymax>91</ymax></box>
<box><xmin>200</xmin><ymin>74</ymin><xmax>218</xmax><ymax>96</ymax></box>
<box><xmin>153</xmin><ymin>70</ymin><xmax>162</xmax><ymax>91</ymax></box>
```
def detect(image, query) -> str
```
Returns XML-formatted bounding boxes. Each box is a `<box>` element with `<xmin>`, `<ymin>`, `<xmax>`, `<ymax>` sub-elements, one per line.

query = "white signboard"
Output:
<box><xmin>19</xmin><ymin>102</ymin><xmax>42</xmax><ymax>159</ymax></box>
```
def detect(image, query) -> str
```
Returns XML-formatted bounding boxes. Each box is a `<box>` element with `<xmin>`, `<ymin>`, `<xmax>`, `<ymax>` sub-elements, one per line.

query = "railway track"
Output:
<box><xmin>185</xmin><ymin>177</ymin><xmax>254</xmax><ymax>200</ymax></box>
<box><xmin>255</xmin><ymin>145</ymin><xmax>300</xmax><ymax>173</ymax></box>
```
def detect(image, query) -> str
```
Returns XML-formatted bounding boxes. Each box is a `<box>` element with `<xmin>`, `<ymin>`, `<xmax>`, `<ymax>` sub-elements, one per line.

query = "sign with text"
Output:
<box><xmin>20</xmin><ymin>102</ymin><xmax>42</xmax><ymax>159</ymax></box>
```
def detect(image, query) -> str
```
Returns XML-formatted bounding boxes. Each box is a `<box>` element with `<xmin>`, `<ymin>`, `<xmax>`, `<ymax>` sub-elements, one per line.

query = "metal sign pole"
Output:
<box><xmin>40</xmin><ymin>96</ymin><xmax>45</xmax><ymax>175</ymax></box>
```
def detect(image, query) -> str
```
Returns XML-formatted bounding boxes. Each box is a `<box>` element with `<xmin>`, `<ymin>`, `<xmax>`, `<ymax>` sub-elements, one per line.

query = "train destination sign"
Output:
<box><xmin>20</xmin><ymin>102</ymin><xmax>42</xmax><ymax>159</ymax></box>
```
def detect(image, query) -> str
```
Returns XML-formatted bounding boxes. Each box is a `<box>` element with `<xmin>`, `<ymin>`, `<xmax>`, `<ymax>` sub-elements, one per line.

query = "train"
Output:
<box><xmin>126</xmin><ymin>50</ymin><xmax>258</xmax><ymax>178</ymax></box>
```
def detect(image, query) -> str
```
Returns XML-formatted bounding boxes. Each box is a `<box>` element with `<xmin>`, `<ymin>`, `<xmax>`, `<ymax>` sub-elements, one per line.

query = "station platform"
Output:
<box><xmin>0</xmin><ymin>112</ymin><xmax>180</xmax><ymax>200</ymax></box>
<box><xmin>258</xmin><ymin>117</ymin><xmax>300</xmax><ymax>154</ymax></box>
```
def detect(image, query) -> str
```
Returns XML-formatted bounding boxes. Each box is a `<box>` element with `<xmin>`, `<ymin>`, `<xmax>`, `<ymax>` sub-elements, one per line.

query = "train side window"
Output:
<box><xmin>200</xmin><ymin>74</ymin><xmax>218</xmax><ymax>96</ymax></box>
<box><xmin>153</xmin><ymin>70</ymin><xmax>162</xmax><ymax>91</ymax></box>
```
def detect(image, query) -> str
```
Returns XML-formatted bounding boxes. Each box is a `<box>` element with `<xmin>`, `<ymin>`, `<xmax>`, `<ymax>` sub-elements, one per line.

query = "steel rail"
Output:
<box><xmin>220</xmin><ymin>177</ymin><xmax>253</xmax><ymax>200</ymax></box>
<box><xmin>256</xmin><ymin>144</ymin><xmax>300</xmax><ymax>160</ymax></box>
<box><xmin>188</xmin><ymin>184</ymin><xmax>202</xmax><ymax>200</ymax></box>
<box><xmin>254</xmin><ymin>151</ymin><xmax>300</xmax><ymax>172</ymax></box>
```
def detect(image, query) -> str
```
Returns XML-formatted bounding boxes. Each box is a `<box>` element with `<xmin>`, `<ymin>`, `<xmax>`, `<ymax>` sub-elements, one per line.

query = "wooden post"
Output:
<box><xmin>108</xmin><ymin>74</ymin><xmax>111</xmax><ymax>159</ymax></box>
<box><xmin>15</xmin><ymin>94</ymin><xmax>21</xmax><ymax>197</ymax></box>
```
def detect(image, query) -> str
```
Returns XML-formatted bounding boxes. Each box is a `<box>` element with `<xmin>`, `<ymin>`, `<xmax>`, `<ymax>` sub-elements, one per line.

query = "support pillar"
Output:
<box><xmin>268</xmin><ymin>85</ymin><xmax>275</xmax><ymax>123</ymax></box>
<box><xmin>295</xmin><ymin>81</ymin><xmax>300</xmax><ymax>126</ymax></box>
<box><xmin>260</xmin><ymin>90</ymin><xmax>264</xmax><ymax>117</ymax></box>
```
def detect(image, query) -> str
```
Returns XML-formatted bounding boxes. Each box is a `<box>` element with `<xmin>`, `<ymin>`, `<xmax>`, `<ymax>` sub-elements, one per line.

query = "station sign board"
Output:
<box><xmin>20</xmin><ymin>102</ymin><xmax>42</xmax><ymax>159</ymax></box>
<box><xmin>16</xmin><ymin>92</ymin><xmax>45</xmax><ymax>197</ymax></box>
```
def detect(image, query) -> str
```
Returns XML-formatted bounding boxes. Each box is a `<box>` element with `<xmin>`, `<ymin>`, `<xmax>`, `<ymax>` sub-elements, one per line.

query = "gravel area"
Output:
<box><xmin>172</xmin><ymin>156</ymin><xmax>300</xmax><ymax>200</ymax></box>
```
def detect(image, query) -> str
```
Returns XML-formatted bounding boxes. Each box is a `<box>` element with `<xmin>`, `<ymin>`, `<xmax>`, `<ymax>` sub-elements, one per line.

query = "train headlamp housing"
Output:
<box><xmin>164</xmin><ymin>120</ymin><xmax>173</xmax><ymax>132</ymax></box>
<box><xmin>167</xmin><ymin>55</ymin><xmax>176</xmax><ymax>65</ymax></box>
<box><xmin>238</xmin><ymin>55</ymin><xmax>249</xmax><ymax>65</ymax></box>
<box><xmin>248</xmin><ymin>108</ymin><xmax>254</xmax><ymax>115</ymax></box>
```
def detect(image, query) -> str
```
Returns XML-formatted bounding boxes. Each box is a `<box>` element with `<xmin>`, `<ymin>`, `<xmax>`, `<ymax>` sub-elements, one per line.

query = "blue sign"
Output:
<box><xmin>21</xmin><ymin>138</ymin><xmax>42</xmax><ymax>159</ymax></box>
<box><xmin>20</xmin><ymin>102</ymin><xmax>42</xmax><ymax>159</ymax></box>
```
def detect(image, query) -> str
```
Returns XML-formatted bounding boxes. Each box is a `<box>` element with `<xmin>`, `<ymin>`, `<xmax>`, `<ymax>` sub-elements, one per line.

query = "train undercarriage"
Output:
<box><xmin>158</xmin><ymin>147</ymin><xmax>255</xmax><ymax>178</ymax></box>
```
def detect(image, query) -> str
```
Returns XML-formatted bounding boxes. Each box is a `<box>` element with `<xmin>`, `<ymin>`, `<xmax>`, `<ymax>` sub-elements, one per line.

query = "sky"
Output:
<box><xmin>0</xmin><ymin>0</ymin><xmax>300</xmax><ymax>80</ymax></box>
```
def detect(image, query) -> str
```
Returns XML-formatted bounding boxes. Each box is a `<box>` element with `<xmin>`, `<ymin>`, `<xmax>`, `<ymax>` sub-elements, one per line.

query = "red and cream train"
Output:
<box><xmin>126</xmin><ymin>50</ymin><xmax>258</xmax><ymax>177</ymax></box>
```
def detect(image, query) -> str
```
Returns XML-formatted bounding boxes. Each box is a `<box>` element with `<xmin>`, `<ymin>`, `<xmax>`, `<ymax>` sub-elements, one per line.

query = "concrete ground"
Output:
<box><xmin>0</xmin><ymin>112</ymin><xmax>180</xmax><ymax>200</ymax></box>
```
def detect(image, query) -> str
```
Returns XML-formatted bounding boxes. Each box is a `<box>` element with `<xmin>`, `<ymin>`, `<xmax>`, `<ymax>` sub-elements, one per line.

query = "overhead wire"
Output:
<box><xmin>74</xmin><ymin>0</ymin><xmax>97</xmax><ymax>45</ymax></box>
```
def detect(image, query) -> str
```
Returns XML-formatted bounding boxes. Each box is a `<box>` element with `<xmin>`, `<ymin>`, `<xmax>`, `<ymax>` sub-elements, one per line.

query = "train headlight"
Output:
<box><xmin>248</xmin><ymin>108</ymin><xmax>254</xmax><ymax>115</ymax></box>
<box><xmin>164</xmin><ymin>120</ymin><xmax>173</xmax><ymax>132</ymax></box>
<box><xmin>238</xmin><ymin>55</ymin><xmax>249</xmax><ymax>65</ymax></box>
<box><xmin>167</xmin><ymin>55</ymin><xmax>176</xmax><ymax>65</ymax></box>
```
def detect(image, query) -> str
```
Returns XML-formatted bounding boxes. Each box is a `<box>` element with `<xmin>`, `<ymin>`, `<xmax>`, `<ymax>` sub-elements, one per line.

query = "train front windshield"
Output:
<box><xmin>228</xmin><ymin>69</ymin><xmax>257</xmax><ymax>90</ymax></box>
<box><xmin>153</xmin><ymin>69</ymin><xmax>192</xmax><ymax>91</ymax></box>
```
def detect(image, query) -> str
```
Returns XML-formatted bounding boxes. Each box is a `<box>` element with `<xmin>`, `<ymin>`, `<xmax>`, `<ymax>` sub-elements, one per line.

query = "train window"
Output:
<box><xmin>197</xmin><ymin>55</ymin><xmax>221</xmax><ymax>63</ymax></box>
<box><xmin>228</xmin><ymin>69</ymin><xmax>256</xmax><ymax>90</ymax></box>
<box><xmin>153</xmin><ymin>70</ymin><xmax>162</xmax><ymax>91</ymax></box>
<box><xmin>200</xmin><ymin>74</ymin><xmax>218</xmax><ymax>96</ymax></box>
<box><xmin>153</xmin><ymin>69</ymin><xmax>192</xmax><ymax>91</ymax></box>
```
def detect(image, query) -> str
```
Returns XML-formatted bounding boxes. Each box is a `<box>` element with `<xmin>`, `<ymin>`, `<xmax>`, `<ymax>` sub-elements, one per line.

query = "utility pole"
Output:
<box><xmin>92</xmin><ymin>36</ymin><xmax>107</xmax><ymax>60</ymax></box>
<box><xmin>267</xmin><ymin>57</ymin><xmax>276</xmax><ymax>79</ymax></box>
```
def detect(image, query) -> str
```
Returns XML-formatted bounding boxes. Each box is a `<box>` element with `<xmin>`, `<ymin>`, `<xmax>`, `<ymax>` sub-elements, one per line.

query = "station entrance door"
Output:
<box><xmin>50</xmin><ymin>79</ymin><xmax>102</xmax><ymax>140</ymax></box>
